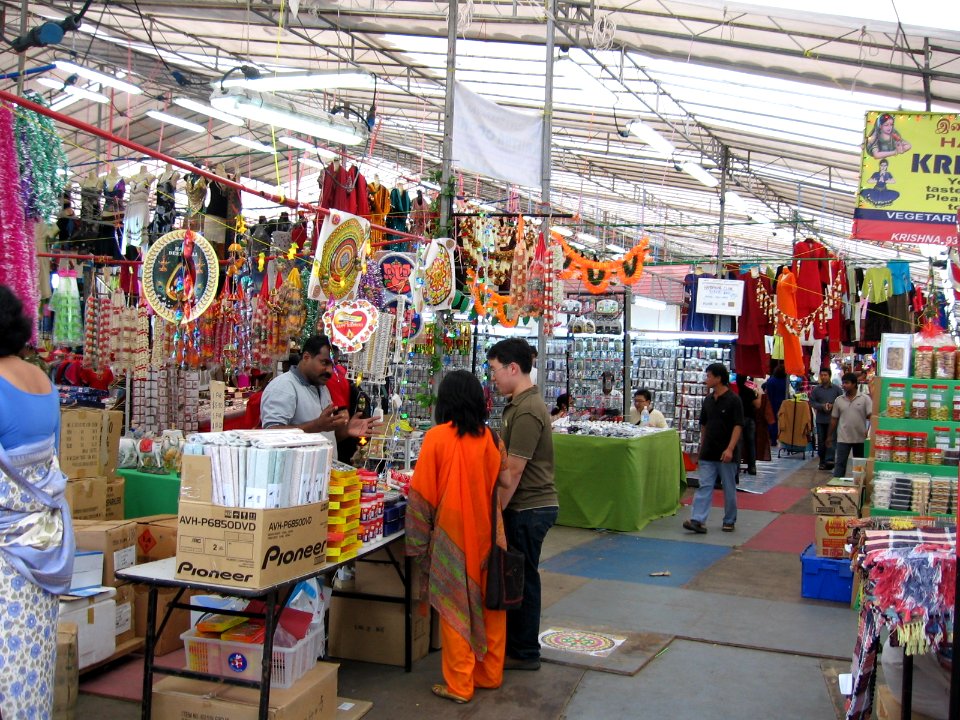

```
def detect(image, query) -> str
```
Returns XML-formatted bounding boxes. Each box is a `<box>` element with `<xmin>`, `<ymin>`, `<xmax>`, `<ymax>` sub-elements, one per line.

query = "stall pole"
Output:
<box><xmin>15</xmin><ymin>0</ymin><xmax>27</xmax><ymax>96</ymax></box>
<box><xmin>623</xmin><ymin>286</ymin><xmax>632</xmax><ymax>416</ymax></box>
<box><xmin>536</xmin><ymin>0</ymin><xmax>556</xmax><ymax>394</ymax></box>
<box><xmin>437</xmin><ymin>0</ymin><xmax>457</xmax><ymax>235</ymax></box>
<box><xmin>716</xmin><ymin>145</ymin><xmax>728</xmax><ymax>275</ymax></box>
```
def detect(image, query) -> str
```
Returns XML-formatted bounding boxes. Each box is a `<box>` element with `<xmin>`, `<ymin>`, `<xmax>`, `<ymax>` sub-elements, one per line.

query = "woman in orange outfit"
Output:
<box><xmin>776</xmin><ymin>267</ymin><xmax>805</xmax><ymax>376</ymax></box>
<box><xmin>406</xmin><ymin>370</ymin><xmax>508</xmax><ymax>704</ymax></box>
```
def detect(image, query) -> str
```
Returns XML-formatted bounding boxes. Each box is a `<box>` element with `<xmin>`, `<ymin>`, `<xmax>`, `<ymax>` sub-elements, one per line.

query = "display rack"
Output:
<box><xmin>630</xmin><ymin>339</ymin><xmax>682</xmax><ymax>425</ymax></box>
<box><xmin>569</xmin><ymin>335</ymin><xmax>626</xmax><ymax>412</ymax></box>
<box><xmin>675</xmin><ymin>345</ymin><xmax>731</xmax><ymax>455</ymax></box>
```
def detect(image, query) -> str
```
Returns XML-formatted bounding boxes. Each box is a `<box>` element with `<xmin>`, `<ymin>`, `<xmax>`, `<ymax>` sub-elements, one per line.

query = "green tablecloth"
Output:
<box><xmin>117</xmin><ymin>468</ymin><xmax>181</xmax><ymax>518</ymax></box>
<box><xmin>554</xmin><ymin>430</ymin><xmax>687</xmax><ymax>532</ymax></box>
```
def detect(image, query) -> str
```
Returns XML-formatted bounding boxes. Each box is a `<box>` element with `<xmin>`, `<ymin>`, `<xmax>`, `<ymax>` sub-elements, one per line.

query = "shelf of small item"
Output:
<box><xmin>868</xmin><ymin>506</ymin><xmax>956</xmax><ymax>519</ymax></box>
<box><xmin>875</xmin><ymin>417</ymin><xmax>960</xmax><ymax>432</ymax></box>
<box><xmin>872</xmin><ymin>460</ymin><xmax>959</xmax><ymax>477</ymax></box>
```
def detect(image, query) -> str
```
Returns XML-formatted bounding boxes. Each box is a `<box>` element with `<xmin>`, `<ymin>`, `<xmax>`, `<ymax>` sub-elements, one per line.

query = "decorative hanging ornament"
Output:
<box><xmin>555</xmin><ymin>233</ymin><xmax>651</xmax><ymax>294</ymax></box>
<box><xmin>142</xmin><ymin>229</ymin><xmax>219</xmax><ymax>324</ymax></box>
<box><xmin>307</xmin><ymin>210</ymin><xmax>370</xmax><ymax>302</ymax></box>
<box><xmin>323</xmin><ymin>299</ymin><xmax>380</xmax><ymax>354</ymax></box>
<box><xmin>414</xmin><ymin>237</ymin><xmax>456</xmax><ymax>312</ymax></box>
<box><xmin>376</xmin><ymin>251</ymin><xmax>416</xmax><ymax>299</ymax></box>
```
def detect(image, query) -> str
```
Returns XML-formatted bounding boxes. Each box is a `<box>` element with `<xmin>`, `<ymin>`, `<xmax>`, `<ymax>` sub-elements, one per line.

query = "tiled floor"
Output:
<box><xmin>78</xmin><ymin>452</ymin><xmax>857</xmax><ymax>719</ymax></box>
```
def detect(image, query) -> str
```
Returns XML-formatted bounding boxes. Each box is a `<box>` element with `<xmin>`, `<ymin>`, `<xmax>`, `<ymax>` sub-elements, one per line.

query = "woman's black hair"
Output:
<box><xmin>435</xmin><ymin>369</ymin><xmax>488</xmax><ymax>436</ymax></box>
<box><xmin>554</xmin><ymin>393</ymin><xmax>571</xmax><ymax>411</ymax></box>
<box><xmin>0</xmin><ymin>285</ymin><xmax>32</xmax><ymax>358</ymax></box>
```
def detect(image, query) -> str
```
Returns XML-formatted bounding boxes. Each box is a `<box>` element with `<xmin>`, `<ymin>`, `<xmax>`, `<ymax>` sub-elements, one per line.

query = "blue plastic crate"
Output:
<box><xmin>800</xmin><ymin>544</ymin><xmax>853</xmax><ymax>603</ymax></box>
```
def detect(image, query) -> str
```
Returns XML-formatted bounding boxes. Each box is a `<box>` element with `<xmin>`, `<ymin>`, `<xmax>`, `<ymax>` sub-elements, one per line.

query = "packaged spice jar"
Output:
<box><xmin>909</xmin><ymin>431</ymin><xmax>928</xmax><ymax>450</ymax></box>
<box><xmin>875</xmin><ymin>445</ymin><xmax>893</xmax><ymax>462</ymax></box>
<box><xmin>892</xmin><ymin>447</ymin><xmax>910</xmax><ymax>463</ymax></box>
<box><xmin>909</xmin><ymin>448</ymin><xmax>928</xmax><ymax>465</ymax></box>
<box><xmin>930</xmin><ymin>385</ymin><xmax>950</xmax><ymax>421</ymax></box>
<box><xmin>887</xmin><ymin>383</ymin><xmax>906</xmax><ymax>418</ymax></box>
<box><xmin>936</xmin><ymin>345</ymin><xmax>957</xmax><ymax>379</ymax></box>
<box><xmin>928</xmin><ymin>448</ymin><xmax>944</xmax><ymax>466</ymax></box>
<box><xmin>934</xmin><ymin>426</ymin><xmax>952</xmax><ymax>452</ymax></box>
<box><xmin>914</xmin><ymin>346</ymin><xmax>934</xmax><ymax>378</ymax></box>
<box><xmin>910</xmin><ymin>385</ymin><xmax>929</xmax><ymax>420</ymax></box>
<box><xmin>892</xmin><ymin>430</ymin><xmax>910</xmax><ymax>450</ymax></box>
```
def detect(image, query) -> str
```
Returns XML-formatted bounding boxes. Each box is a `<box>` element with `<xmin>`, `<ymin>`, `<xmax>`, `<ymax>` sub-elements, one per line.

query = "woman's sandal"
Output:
<box><xmin>431</xmin><ymin>684</ymin><xmax>470</xmax><ymax>704</ymax></box>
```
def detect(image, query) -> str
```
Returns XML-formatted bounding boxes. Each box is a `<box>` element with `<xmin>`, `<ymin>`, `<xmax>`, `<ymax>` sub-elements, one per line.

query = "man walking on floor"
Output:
<box><xmin>827</xmin><ymin>372</ymin><xmax>872</xmax><ymax>478</ymax></box>
<box><xmin>810</xmin><ymin>368</ymin><xmax>842</xmax><ymax>471</ymax></box>
<box><xmin>487</xmin><ymin>338</ymin><xmax>558</xmax><ymax>671</ymax></box>
<box><xmin>684</xmin><ymin>362</ymin><xmax>743</xmax><ymax>534</ymax></box>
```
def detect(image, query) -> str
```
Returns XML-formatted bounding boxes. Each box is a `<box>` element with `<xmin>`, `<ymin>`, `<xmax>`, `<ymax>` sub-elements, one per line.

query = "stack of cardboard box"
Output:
<box><xmin>811</xmin><ymin>485</ymin><xmax>859</xmax><ymax>559</ymax></box>
<box><xmin>60</xmin><ymin>408</ymin><xmax>123</xmax><ymax>521</ymax></box>
<box><xmin>327</xmin><ymin>466</ymin><xmax>362</xmax><ymax>563</ymax></box>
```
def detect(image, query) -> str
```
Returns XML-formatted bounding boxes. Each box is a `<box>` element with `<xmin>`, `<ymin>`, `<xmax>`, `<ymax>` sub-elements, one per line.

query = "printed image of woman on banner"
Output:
<box><xmin>859</xmin><ymin>159</ymin><xmax>900</xmax><ymax>207</ymax></box>
<box><xmin>866</xmin><ymin>113</ymin><xmax>912</xmax><ymax>159</ymax></box>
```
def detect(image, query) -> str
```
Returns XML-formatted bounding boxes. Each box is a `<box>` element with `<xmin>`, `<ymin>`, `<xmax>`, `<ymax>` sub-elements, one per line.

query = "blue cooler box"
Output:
<box><xmin>800</xmin><ymin>543</ymin><xmax>853</xmax><ymax>603</ymax></box>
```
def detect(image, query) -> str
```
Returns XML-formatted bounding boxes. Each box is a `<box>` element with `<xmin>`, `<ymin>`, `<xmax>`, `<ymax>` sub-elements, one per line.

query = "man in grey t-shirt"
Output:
<box><xmin>260</xmin><ymin>335</ymin><xmax>379</xmax><ymax>458</ymax></box>
<box><xmin>827</xmin><ymin>372</ymin><xmax>872</xmax><ymax>478</ymax></box>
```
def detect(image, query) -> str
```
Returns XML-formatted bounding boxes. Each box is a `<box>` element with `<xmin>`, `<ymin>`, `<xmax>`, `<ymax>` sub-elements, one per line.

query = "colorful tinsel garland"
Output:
<box><xmin>557</xmin><ymin>235</ymin><xmax>651</xmax><ymax>294</ymax></box>
<box><xmin>755</xmin><ymin>271</ymin><xmax>845</xmax><ymax>336</ymax></box>
<box><xmin>468</xmin><ymin>269</ymin><xmax>518</xmax><ymax>327</ymax></box>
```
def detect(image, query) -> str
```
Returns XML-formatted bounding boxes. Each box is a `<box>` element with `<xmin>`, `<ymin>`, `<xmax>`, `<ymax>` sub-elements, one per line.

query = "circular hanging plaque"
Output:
<box><xmin>142</xmin><ymin>229</ymin><xmax>219</xmax><ymax>324</ymax></box>
<box><xmin>312</xmin><ymin>215</ymin><xmax>365</xmax><ymax>301</ymax></box>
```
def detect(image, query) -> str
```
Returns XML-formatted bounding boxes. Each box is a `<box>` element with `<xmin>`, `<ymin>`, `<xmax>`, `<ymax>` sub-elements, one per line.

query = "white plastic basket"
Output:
<box><xmin>181</xmin><ymin>625</ymin><xmax>320</xmax><ymax>688</ymax></box>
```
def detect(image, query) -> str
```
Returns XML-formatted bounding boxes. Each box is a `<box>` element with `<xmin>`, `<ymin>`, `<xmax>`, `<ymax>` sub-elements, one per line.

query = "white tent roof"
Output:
<box><xmin>2</xmin><ymin>0</ymin><xmax>958</xmax><ymax>269</ymax></box>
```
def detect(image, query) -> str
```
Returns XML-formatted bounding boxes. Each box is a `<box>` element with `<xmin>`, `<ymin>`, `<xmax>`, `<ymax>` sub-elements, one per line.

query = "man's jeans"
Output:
<box><xmin>833</xmin><ymin>442</ymin><xmax>865</xmax><ymax>478</ymax></box>
<box><xmin>692</xmin><ymin>460</ymin><xmax>737</xmax><ymax>526</ymax></box>
<box><xmin>816</xmin><ymin>423</ymin><xmax>836</xmax><ymax>466</ymax></box>
<box><xmin>502</xmin><ymin>506</ymin><xmax>558</xmax><ymax>661</ymax></box>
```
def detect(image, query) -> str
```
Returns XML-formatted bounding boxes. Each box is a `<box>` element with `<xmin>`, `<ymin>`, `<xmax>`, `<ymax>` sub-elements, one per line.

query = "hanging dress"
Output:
<box><xmin>886</xmin><ymin>259</ymin><xmax>915</xmax><ymax>334</ymax></box>
<box><xmin>122</xmin><ymin>175</ymin><xmax>152</xmax><ymax>254</ymax></box>
<box><xmin>682</xmin><ymin>272</ymin><xmax>715</xmax><ymax>332</ymax></box>
<box><xmin>775</xmin><ymin>268</ymin><xmax>804</xmax><ymax>376</ymax></box>
<box><xmin>149</xmin><ymin>173</ymin><xmax>177</xmax><ymax>238</ymax></box>
<box><xmin>79</xmin><ymin>182</ymin><xmax>101</xmax><ymax>240</ymax></box>
<box><xmin>735</xmin><ymin>271</ymin><xmax>773</xmax><ymax>377</ymax></box>
<box><xmin>204</xmin><ymin>181</ymin><xmax>229</xmax><ymax>256</ymax></box>
<box><xmin>368</xmin><ymin>182</ymin><xmax>390</xmax><ymax>245</ymax></box>
<box><xmin>183</xmin><ymin>175</ymin><xmax>207</xmax><ymax>233</ymax></box>
<box><xmin>100</xmin><ymin>177</ymin><xmax>125</xmax><ymax>258</ymax></box>
<box><xmin>387</xmin><ymin>187</ymin><xmax>412</xmax><ymax>249</ymax></box>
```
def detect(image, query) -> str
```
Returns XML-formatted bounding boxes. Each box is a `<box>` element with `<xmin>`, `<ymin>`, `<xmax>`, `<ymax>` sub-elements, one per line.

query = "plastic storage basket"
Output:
<box><xmin>181</xmin><ymin>624</ymin><xmax>321</xmax><ymax>688</ymax></box>
<box><xmin>800</xmin><ymin>544</ymin><xmax>853</xmax><ymax>603</ymax></box>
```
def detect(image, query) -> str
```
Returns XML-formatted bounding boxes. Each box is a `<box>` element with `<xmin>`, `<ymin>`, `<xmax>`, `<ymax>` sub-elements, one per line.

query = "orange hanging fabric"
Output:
<box><xmin>775</xmin><ymin>268</ymin><xmax>804</xmax><ymax>376</ymax></box>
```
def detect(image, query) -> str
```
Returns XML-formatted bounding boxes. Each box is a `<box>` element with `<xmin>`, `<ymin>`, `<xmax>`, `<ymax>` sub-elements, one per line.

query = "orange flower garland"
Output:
<box><xmin>467</xmin><ymin>269</ymin><xmax>518</xmax><ymax>327</ymax></box>
<box><xmin>555</xmin><ymin>234</ymin><xmax>651</xmax><ymax>294</ymax></box>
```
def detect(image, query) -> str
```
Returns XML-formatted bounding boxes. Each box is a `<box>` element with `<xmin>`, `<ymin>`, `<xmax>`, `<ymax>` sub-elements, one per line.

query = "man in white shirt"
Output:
<box><xmin>826</xmin><ymin>372</ymin><xmax>872</xmax><ymax>477</ymax></box>
<box><xmin>628</xmin><ymin>388</ymin><xmax>668</xmax><ymax>428</ymax></box>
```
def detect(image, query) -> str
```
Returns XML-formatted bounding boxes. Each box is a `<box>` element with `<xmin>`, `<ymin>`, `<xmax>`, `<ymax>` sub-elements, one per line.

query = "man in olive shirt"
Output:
<box><xmin>487</xmin><ymin>338</ymin><xmax>558</xmax><ymax>671</ymax></box>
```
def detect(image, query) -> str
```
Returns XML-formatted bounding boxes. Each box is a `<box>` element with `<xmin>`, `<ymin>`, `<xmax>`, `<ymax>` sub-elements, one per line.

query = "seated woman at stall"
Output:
<box><xmin>628</xmin><ymin>388</ymin><xmax>667</xmax><ymax>428</ymax></box>
<box><xmin>550</xmin><ymin>393</ymin><xmax>572</xmax><ymax>422</ymax></box>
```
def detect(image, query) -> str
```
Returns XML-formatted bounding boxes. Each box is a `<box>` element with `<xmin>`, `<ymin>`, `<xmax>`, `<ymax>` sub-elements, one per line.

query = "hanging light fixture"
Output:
<box><xmin>53</xmin><ymin>60</ymin><xmax>142</xmax><ymax>94</ymax></box>
<box><xmin>36</xmin><ymin>77</ymin><xmax>108</xmax><ymax>104</ymax></box>
<box><xmin>145</xmin><ymin>111</ymin><xmax>205</xmax><ymax>133</ymax></box>
<box><xmin>211</xmin><ymin>88</ymin><xmax>365</xmax><ymax>146</ymax></box>
<box><xmin>278</xmin><ymin>136</ymin><xmax>337</xmax><ymax>160</ymax></box>
<box><xmin>627</xmin><ymin>120</ymin><xmax>676</xmax><ymax>157</ymax></box>
<box><xmin>229</xmin><ymin>136</ymin><xmax>277</xmax><ymax>154</ymax></box>
<box><xmin>172</xmin><ymin>97</ymin><xmax>244</xmax><ymax>126</ymax></box>
<box><xmin>221</xmin><ymin>70</ymin><xmax>375</xmax><ymax>92</ymax></box>
<box><xmin>681</xmin><ymin>162</ymin><xmax>719</xmax><ymax>188</ymax></box>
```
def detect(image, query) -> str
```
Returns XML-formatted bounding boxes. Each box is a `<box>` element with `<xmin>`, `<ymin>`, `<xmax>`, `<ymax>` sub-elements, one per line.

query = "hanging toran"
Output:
<box><xmin>468</xmin><ymin>269</ymin><xmax>519</xmax><ymax>327</ymax></box>
<box><xmin>755</xmin><ymin>271</ymin><xmax>845</xmax><ymax>336</ymax></box>
<box><xmin>458</xmin><ymin>216</ymin><xmax>514</xmax><ymax>287</ymax></box>
<box><xmin>509</xmin><ymin>216</ymin><xmax>532</xmax><ymax>308</ymax></box>
<box><xmin>557</xmin><ymin>235</ymin><xmax>651</xmax><ymax>294</ymax></box>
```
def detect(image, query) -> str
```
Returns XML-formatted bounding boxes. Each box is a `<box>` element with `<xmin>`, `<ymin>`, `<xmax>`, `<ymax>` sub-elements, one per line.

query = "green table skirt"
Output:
<box><xmin>554</xmin><ymin>430</ymin><xmax>687</xmax><ymax>532</ymax></box>
<box><xmin>117</xmin><ymin>468</ymin><xmax>181</xmax><ymax>518</ymax></box>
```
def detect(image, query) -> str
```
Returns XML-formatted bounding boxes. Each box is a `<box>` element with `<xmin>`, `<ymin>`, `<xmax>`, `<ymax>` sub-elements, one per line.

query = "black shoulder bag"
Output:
<box><xmin>484</xmin><ymin>427</ymin><xmax>525</xmax><ymax>611</ymax></box>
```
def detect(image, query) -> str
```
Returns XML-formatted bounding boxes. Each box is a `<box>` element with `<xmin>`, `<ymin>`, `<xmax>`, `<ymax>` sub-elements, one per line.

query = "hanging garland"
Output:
<box><xmin>755</xmin><ymin>270</ymin><xmax>845</xmax><ymax>336</ymax></box>
<box><xmin>467</xmin><ymin>268</ymin><xmax>518</xmax><ymax>327</ymax></box>
<box><xmin>15</xmin><ymin>92</ymin><xmax>67</xmax><ymax>221</ymax></box>
<box><xmin>458</xmin><ymin>216</ymin><xmax>514</xmax><ymax>287</ymax></box>
<box><xmin>556</xmin><ymin>234</ymin><xmax>651</xmax><ymax>294</ymax></box>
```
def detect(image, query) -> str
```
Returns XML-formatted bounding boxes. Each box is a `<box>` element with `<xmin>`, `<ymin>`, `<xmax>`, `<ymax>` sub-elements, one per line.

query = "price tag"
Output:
<box><xmin>210</xmin><ymin>380</ymin><xmax>226</xmax><ymax>432</ymax></box>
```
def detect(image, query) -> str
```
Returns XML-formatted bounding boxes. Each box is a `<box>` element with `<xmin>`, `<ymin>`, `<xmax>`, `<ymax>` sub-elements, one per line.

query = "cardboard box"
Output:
<box><xmin>100</xmin><ymin>410</ymin><xmax>123</xmax><ymax>476</ymax></box>
<box><xmin>353</xmin><ymin>548</ymin><xmax>419</xmax><ymax>600</ymax></box>
<box><xmin>815</xmin><ymin>515</ymin><xmax>854</xmax><ymax>559</ymax></box>
<box><xmin>135</xmin><ymin>514</ymin><xmax>179</xmax><ymax>562</ymax></box>
<box><xmin>811</xmin><ymin>486</ymin><xmax>860</xmax><ymax>516</ymax></box>
<box><xmin>175</xmin><ymin>456</ymin><xmax>328</xmax><ymax>590</ymax></box>
<box><xmin>74</xmin><ymin>519</ymin><xmax>137</xmax><ymax>587</ymax></box>
<box><xmin>59</xmin><ymin>590</ymin><xmax>117</xmax><ymax>669</ymax></box>
<box><xmin>54</xmin><ymin>622</ymin><xmax>79</xmax><ymax>720</ymax></box>
<box><xmin>60</xmin><ymin>409</ymin><xmax>104</xmax><ymax>479</ymax></box>
<box><xmin>335</xmin><ymin>698</ymin><xmax>373</xmax><ymax>720</ymax></box>
<box><xmin>113</xmin><ymin>583</ymin><xmax>136</xmax><ymax>645</ymax></box>
<box><xmin>328</xmin><ymin>596</ymin><xmax>429</xmax><ymax>667</ymax></box>
<box><xmin>70</xmin><ymin>551</ymin><xmax>104</xmax><ymax>591</ymax></box>
<box><xmin>152</xmin><ymin>661</ymin><xmax>338</xmax><ymax>720</ymax></box>
<box><xmin>64</xmin><ymin>477</ymin><xmax>107</xmax><ymax>521</ymax></box>
<box><xmin>133</xmin><ymin>584</ymin><xmax>194</xmax><ymax>656</ymax></box>
<box><xmin>105</xmin><ymin>476</ymin><xmax>125</xmax><ymax>521</ymax></box>
<box><xmin>875</xmin><ymin>682</ymin><xmax>938</xmax><ymax>720</ymax></box>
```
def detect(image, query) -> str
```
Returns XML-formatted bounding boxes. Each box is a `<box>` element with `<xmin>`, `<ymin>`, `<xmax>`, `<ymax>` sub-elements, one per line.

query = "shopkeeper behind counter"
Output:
<box><xmin>260</xmin><ymin>334</ymin><xmax>380</xmax><ymax>459</ymax></box>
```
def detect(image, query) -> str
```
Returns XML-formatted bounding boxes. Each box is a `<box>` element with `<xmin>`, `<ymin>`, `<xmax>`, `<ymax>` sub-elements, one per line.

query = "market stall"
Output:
<box><xmin>553</xmin><ymin>428</ymin><xmax>687</xmax><ymax>532</ymax></box>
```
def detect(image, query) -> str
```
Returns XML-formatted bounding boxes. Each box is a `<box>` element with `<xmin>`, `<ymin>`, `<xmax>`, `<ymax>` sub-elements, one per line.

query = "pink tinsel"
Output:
<box><xmin>0</xmin><ymin>103</ymin><xmax>37</xmax><ymax>341</ymax></box>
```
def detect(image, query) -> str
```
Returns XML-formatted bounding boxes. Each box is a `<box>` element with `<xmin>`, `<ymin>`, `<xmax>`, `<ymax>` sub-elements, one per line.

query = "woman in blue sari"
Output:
<box><xmin>0</xmin><ymin>284</ymin><xmax>75</xmax><ymax>718</ymax></box>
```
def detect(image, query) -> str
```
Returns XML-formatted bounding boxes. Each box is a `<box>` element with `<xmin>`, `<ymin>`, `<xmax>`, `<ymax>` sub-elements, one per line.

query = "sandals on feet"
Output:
<box><xmin>432</xmin><ymin>684</ymin><xmax>470</xmax><ymax>704</ymax></box>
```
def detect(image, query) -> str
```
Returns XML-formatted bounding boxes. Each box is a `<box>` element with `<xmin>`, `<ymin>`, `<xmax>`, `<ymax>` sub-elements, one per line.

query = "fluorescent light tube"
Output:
<box><xmin>551</xmin><ymin>226</ymin><xmax>573</xmax><ymax>237</ymax></box>
<box><xmin>37</xmin><ymin>77</ymin><xmax>109</xmax><ymax>103</ymax></box>
<box><xmin>54</xmin><ymin>61</ymin><xmax>142</xmax><ymax>95</ymax></box>
<box><xmin>577</xmin><ymin>232</ymin><xmax>600</xmax><ymax>245</ymax></box>
<box><xmin>222</xmin><ymin>71</ymin><xmax>375</xmax><ymax>92</ymax></box>
<box><xmin>145</xmin><ymin>111</ymin><xmax>205</xmax><ymax>133</ymax></box>
<box><xmin>299</xmin><ymin>157</ymin><xmax>326</xmax><ymax>169</ymax></box>
<box><xmin>681</xmin><ymin>162</ymin><xmax>719</xmax><ymax>188</ymax></box>
<box><xmin>633</xmin><ymin>296</ymin><xmax>667</xmax><ymax>310</ymax></box>
<box><xmin>278</xmin><ymin>136</ymin><xmax>337</xmax><ymax>160</ymax></box>
<box><xmin>229</xmin><ymin>136</ymin><xmax>277</xmax><ymax>154</ymax></box>
<box><xmin>212</xmin><ymin>89</ymin><xmax>364</xmax><ymax>146</ymax></box>
<box><xmin>173</xmin><ymin>97</ymin><xmax>243</xmax><ymax>125</ymax></box>
<box><xmin>628</xmin><ymin>120</ymin><xmax>676</xmax><ymax>157</ymax></box>
<box><xmin>724</xmin><ymin>191</ymin><xmax>750</xmax><ymax>213</ymax></box>
<box><xmin>49</xmin><ymin>95</ymin><xmax>80</xmax><ymax>112</ymax></box>
<box><xmin>605</xmin><ymin>243</ymin><xmax>624</xmax><ymax>252</ymax></box>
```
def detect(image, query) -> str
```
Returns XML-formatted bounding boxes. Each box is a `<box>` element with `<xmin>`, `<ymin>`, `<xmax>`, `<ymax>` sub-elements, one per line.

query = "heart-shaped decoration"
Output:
<box><xmin>323</xmin><ymin>299</ymin><xmax>380</xmax><ymax>354</ymax></box>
